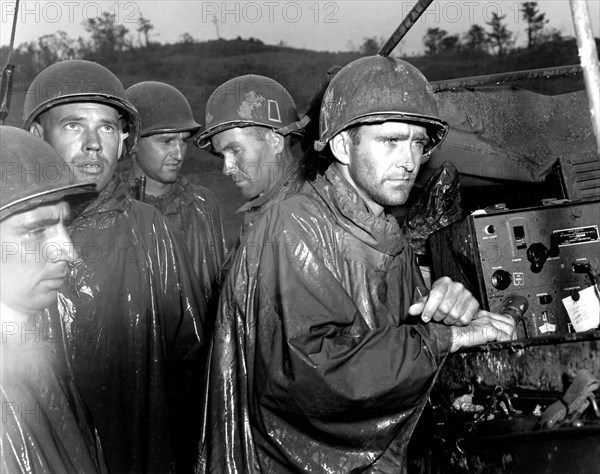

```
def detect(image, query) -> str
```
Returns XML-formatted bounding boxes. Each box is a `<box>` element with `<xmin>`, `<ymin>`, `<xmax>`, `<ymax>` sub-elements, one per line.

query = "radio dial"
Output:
<box><xmin>491</xmin><ymin>270</ymin><xmax>512</xmax><ymax>290</ymax></box>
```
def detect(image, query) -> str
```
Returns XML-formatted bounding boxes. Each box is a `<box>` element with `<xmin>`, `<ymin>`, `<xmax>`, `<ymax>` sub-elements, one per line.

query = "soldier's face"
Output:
<box><xmin>136</xmin><ymin>131</ymin><xmax>191</xmax><ymax>185</ymax></box>
<box><xmin>1</xmin><ymin>201</ymin><xmax>76</xmax><ymax>316</ymax></box>
<box><xmin>31</xmin><ymin>102</ymin><xmax>124</xmax><ymax>192</ymax></box>
<box><xmin>211</xmin><ymin>127</ymin><xmax>281</xmax><ymax>199</ymax></box>
<box><xmin>342</xmin><ymin>122</ymin><xmax>429</xmax><ymax>213</ymax></box>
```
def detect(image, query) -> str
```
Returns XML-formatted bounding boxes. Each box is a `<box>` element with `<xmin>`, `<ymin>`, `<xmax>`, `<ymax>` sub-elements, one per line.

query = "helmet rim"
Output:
<box><xmin>0</xmin><ymin>126</ymin><xmax>98</xmax><ymax>221</ymax></box>
<box><xmin>23</xmin><ymin>93</ymin><xmax>139</xmax><ymax>130</ymax></box>
<box><xmin>315</xmin><ymin>111</ymin><xmax>448</xmax><ymax>152</ymax></box>
<box><xmin>194</xmin><ymin>119</ymin><xmax>303</xmax><ymax>148</ymax></box>
<box><xmin>0</xmin><ymin>184</ymin><xmax>97</xmax><ymax>221</ymax></box>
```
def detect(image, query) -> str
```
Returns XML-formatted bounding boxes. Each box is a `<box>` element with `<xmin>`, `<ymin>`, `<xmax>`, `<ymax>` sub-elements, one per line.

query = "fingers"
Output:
<box><xmin>420</xmin><ymin>277</ymin><xmax>479</xmax><ymax>326</ymax></box>
<box><xmin>450</xmin><ymin>295</ymin><xmax>480</xmax><ymax>326</ymax></box>
<box><xmin>450</xmin><ymin>311</ymin><xmax>517</xmax><ymax>352</ymax></box>
<box><xmin>479</xmin><ymin>311</ymin><xmax>516</xmax><ymax>341</ymax></box>
<box><xmin>408</xmin><ymin>296</ymin><xmax>427</xmax><ymax>317</ymax></box>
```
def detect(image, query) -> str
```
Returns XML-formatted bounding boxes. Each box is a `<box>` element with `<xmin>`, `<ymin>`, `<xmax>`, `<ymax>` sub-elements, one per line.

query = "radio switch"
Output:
<box><xmin>513</xmin><ymin>225</ymin><xmax>527</xmax><ymax>249</ymax></box>
<box><xmin>539</xmin><ymin>294</ymin><xmax>553</xmax><ymax>305</ymax></box>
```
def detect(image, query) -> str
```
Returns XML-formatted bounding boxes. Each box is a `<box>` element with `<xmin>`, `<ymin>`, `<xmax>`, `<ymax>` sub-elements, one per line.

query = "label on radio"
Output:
<box><xmin>563</xmin><ymin>286</ymin><xmax>600</xmax><ymax>332</ymax></box>
<box><xmin>553</xmin><ymin>225</ymin><xmax>599</xmax><ymax>247</ymax></box>
<box><xmin>513</xmin><ymin>273</ymin><xmax>524</xmax><ymax>286</ymax></box>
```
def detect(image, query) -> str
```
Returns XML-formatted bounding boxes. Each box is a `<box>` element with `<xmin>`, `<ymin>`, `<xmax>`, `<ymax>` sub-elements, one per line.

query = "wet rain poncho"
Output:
<box><xmin>215</xmin><ymin>157</ymin><xmax>306</xmax><ymax>288</ymax></box>
<box><xmin>125</xmin><ymin>173</ymin><xmax>227</xmax><ymax>304</ymax></box>
<box><xmin>50</xmin><ymin>177</ymin><xmax>208</xmax><ymax>474</ymax></box>
<box><xmin>202</xmin><ymin>166</ymin><xmax>452</xmax><ymax>473</ymax></box>
<box><xmin>1</xmin><ymin>313</ymin><xmax>107</xmax><ymax>474</ymax></box>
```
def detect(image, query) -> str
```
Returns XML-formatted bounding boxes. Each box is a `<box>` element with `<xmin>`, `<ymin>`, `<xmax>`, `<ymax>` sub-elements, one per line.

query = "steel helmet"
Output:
<box><xmin>194</xmin><ymin>74</ymin><xmax>305</xmax><ymax>148</ymax></box>
<box><xmin>0</xmin><ymin>126</ymin><xmax>97</xmax><ymax>221</ymax></box>
<box><xmin>22</xmin><ymin>60</ymin><xmax>141</xmax><ymax>151</ymax></box>
<box><xmin>315</xmin><ymin>56</ymin><xmax>448</xmax><ymax>153</ymax></box>
<box><xmin>125</xmin><ymin>81</ymin><xmax>201</xmax><ymax>137</ymax></box>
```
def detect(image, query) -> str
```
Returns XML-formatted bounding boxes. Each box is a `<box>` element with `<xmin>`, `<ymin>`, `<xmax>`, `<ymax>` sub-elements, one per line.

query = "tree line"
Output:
<box><xmin>1</xmin><ymin>1</ymin><xmax>596</xmax><ymax>82</ymax></box>
<box><xmin>423</xmin><ymin>2</ymin><xmax>550</xmax><ymax>57</ymax></box>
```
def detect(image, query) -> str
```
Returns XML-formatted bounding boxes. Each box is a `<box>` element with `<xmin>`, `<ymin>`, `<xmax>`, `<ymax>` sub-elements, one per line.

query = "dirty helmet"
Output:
<box><xmin>125</xmin><ymin>81</ymin><xmax>201</xmax><ymax>137</ymax></box>
<box><xmin>194</xmin><ymin>74</ymin><xmax>307</xmax><ymax>148</ymax></box>
<box><xmin>315</xmin><ymin>56</ymin><xmax>448</xmax><ymax>154</ymax></box>
<box><xmin>0</xmin><ymin>126</ymin><xmax>97</xmax><ymax>221</ymax></box>
<box><xmin>22</xmin><ymin>60</ymin><xmax>141</xmax><ymax>152</ymax></box>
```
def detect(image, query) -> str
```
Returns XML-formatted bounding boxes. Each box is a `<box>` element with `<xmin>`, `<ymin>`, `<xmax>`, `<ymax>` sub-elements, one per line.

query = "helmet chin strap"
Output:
<box><xmin>118</xmin><ymin>131</ymin><xmax>129</xmax><ymax>159</ymax></box>
<box><xmin>276</xmin><ymin>114</ymin><xmax>311</xmax><ymax>137</ymax></box>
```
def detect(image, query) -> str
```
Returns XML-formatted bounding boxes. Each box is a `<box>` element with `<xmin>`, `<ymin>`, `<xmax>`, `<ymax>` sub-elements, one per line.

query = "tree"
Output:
<box><xmin>179</xmin><ymin>33</ymin><xmax>195</xmax><ymax>44</ymax></box>
<box><xmin>38</xmin><ymin>31</ymin><xmax>79</xmax><ymax>65</ymax></box>
<box><xmin>464</xmin><ymin>24</ymin><xmax>489</xmax><ymax>54</ymax></box>
<box><xmin>12</xmin><ymin>31</ymin><xmax>82</xmax><ymax>77</ymax></box>
<box><xmin>440</xmin><ymin>34</ymin><xmax>460</xmax><ymax>55</ymax></box>
<box><xmin>83</xmin><ymin>12</ymin><xmax>129</xmax><ymax>57</ymax></box>
<box><xmin>486</xmin><ymin>12</ymin><xmax>513</xmax><ymax>57</ymax></box>
<box><xmin>423</xmin><ymin>28</ymin><xmax>460</xmax><ymax>56</ymax></box>
<box><xmin>137</xmin><ymin>15</ymin><xmax>154</xmax><ymax>48</ymax></box>
<box><xmin>521</xmin><ymin>2</ymin><xmax>548</xmax><ymax>49</ymax></box>
<box><xmin>359</xmin><ymin>37</ymin><xmax>381</xmax><ymax>56</ymax></box>
<box><xmin>423</xmin><ymin>28</ymin><xmax>448</xmax><ymax>56</ymax></box>
<box><xmin>211</xmin><ymin>15</ymin><xmax>221</xmax><ymax>40</ymax></box>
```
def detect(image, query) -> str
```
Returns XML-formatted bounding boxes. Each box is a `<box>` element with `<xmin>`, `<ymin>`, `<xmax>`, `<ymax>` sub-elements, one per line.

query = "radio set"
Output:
<box><xmin>430</xmin><ymin>199</ymin><xmax>600</xmax><ymax>339</ymax></box>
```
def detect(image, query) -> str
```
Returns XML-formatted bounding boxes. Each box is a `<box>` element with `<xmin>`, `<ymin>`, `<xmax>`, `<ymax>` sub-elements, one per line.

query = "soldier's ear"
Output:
<box><xmin>30</xmin><ymin>122</ymin><xmax>44</xmax><ymax>138</ymax></box>
<box><xmin>329</xmin><ymin>132</ymin><xmax>351</xmax><ymax>165</ymax></box>
<box><xmin>266</xmin><ymin>130</ymin><xmax>285</xmax><ymax>154</ymax></box>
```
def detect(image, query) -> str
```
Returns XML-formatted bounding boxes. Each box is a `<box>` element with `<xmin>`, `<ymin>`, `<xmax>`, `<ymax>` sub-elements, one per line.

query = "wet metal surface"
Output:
<box><xmin>429</xmin><ymin>86</ymin><xmax>596</xmax><ymax>183</ymax></box>
<box><xmin>438</xmin><ymin>333</ymin><xmax>600</xmax><ymax>392</ymax></box>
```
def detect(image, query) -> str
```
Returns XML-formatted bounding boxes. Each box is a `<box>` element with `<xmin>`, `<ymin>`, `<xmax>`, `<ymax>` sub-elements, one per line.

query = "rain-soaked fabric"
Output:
<box><xmin>48</xmin><ymin>177</ymin><xmax>208</xmax><ymax>474</ymax></box>
<box><xmin>1</xmin><ymin>315</ymin><xmax>108</xmax><ymax>474</ymax></box>
<box><xmin>123</xmin><ymin>173</ymin><xmax>227</xmax><ymax>304</ymax></box>
<box><xmin>403</xmin><ymin>161</ymin><xmax>463</xmax><ymax>257</ymax></box>
<box><xmin>202</xmin><ymin>165</ymin><xmax>453</xmax><ymax>473</ymax></box>
<box><xmin>215</xmin><ymin>156</ymin><xmax>306</xmax><ymax>288</ymax></box>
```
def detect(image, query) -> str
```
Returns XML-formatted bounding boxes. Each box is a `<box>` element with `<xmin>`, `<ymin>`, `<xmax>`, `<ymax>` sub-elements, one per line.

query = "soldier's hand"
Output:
<box><xmin>449</xmin><ymin>311</ymin><xmax>516</xmax><ymax>353</ymax></box>
<box><xmin>408</xmin><ymin>277</ymin><xmax>479</xmax><ymax>326</ymax></box>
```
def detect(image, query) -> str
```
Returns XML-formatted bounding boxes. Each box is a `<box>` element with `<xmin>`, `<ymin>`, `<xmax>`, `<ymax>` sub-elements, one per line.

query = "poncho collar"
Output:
<box><xmin>314</xmin><ymin>165</ymin><xmax>406</xmax><ymax>256</ymax></box>
<box><xmin>237</xmin><ymin>158</ymin><xmax>303</xmax><ymax>214</ymax></box>
<box><xmin>139</xmin><ymin>175</ymin><xmax>195</xmax><ymax>216</ymax></box>
<box><xmin>78</xmin><ymin>175</ymin><xmax>126</xmax><ymax>218</ymax></box>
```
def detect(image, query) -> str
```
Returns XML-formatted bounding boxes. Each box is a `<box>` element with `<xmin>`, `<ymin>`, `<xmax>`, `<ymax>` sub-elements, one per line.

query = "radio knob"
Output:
<box><xmin>491</xmin><ymin>270</ymin><xmax>512</xmax><ymax>290</ymax></box>
<box><xmin>527</xmin><ymin>242</ymin><xmax>549</xmax><ymax>273</ymax></box>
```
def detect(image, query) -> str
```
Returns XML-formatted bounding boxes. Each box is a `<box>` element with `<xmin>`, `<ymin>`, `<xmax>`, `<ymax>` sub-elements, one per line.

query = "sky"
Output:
<box><xmin>1</xmin><ymin>0</ymin><xmax>599</xmax><ymax>55</ymax></box>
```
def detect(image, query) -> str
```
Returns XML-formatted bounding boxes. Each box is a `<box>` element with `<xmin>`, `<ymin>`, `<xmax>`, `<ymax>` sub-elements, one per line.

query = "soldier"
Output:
<box><xmin>195</xmin><ymin>75</ymin><xmax>311</xmax><ymax>284</ymax></box>
<box><xmin>23</xmin><ymin>60</ymin><xmax>208</xmax><ymax>473</ymax></box>
<box><xmin>202</xmin><ymin>56</ymin><xmax>516</xmax><ymax>473</ymax></box>
<box><xmin>123</xmin><ymin>81</ymin><xmax>227</xmax><ymax>304</ymax></box>
<box><xmin>0</xmin><ymin>126</ymin><xmax>106</xmax><ymax>473</ymax></box>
